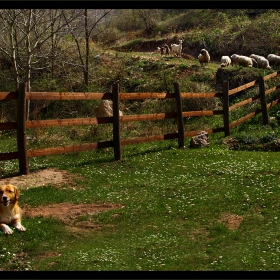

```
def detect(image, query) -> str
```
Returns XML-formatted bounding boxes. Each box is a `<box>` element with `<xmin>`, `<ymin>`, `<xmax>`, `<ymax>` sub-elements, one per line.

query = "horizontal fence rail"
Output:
<box><xmin>1</xmin><ymin>70</ymin><xmax>280</xmax><ymax>174</ymax></box>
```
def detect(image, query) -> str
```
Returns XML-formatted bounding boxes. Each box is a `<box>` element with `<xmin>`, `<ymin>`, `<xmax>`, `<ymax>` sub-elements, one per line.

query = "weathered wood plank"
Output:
<box><xmin>27</xmin><ymin>141</ymin><xmax>114</xmax><ymax>157</ymax></box>
<box><xmin>0</xmin><ymin>92</ymin><xmax>17</xmax><ymax>100</ymax></box>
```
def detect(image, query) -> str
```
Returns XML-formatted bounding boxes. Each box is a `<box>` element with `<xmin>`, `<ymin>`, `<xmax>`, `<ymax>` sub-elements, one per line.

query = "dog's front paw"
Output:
<box><xmin>1</xmin><ymin>224</ymin><xmax>13</xmax><ymax>234</ymax></box>
<box><xmin>15</xmin><ymin>222</ymin><xmax>26</xmax><ymax>232</ymax></box>
<box><xmin>18</xmin><ymin>225</ymin><xmax>26</xmax><ymax>232</ymax></box>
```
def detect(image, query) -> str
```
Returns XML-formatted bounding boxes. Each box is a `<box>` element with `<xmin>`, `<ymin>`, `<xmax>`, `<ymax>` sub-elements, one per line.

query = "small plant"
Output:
<box><xmin>235</xmin><ymin>134</ymin><xmax>258</xmax><ymax>145</ymax></box>
<box><xmin>259</xmin><ymin>133</ymin><xmax>277</xmax><ymax>144</ymax></box>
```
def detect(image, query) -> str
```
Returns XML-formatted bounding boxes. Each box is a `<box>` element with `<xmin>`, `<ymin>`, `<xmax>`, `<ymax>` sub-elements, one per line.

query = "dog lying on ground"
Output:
<box><xmin>0</xmin><ymin>184</ymin><xmax>26</xmax><ymax>234</ymax></box>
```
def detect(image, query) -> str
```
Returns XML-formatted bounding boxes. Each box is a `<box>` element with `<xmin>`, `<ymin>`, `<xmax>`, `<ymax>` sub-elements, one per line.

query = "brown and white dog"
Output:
<box><xmin>0</xmin><ymin>184</ymin><xmax>26</xmax><ymax>234</ymax></box>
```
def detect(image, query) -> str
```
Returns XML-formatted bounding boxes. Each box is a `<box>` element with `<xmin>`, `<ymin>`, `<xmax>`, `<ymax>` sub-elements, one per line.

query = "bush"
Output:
<box><xmin>97</xmin><ymin>28</ymin><xmax>123</xmax><ymax>47</ymax></box>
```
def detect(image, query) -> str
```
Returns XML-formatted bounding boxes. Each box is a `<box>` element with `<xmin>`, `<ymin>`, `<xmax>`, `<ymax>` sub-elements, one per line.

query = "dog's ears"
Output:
<box><xmin>14</xmin><ymin>186</ymin><xmax>20</xmax><ymax>201</ymax></box>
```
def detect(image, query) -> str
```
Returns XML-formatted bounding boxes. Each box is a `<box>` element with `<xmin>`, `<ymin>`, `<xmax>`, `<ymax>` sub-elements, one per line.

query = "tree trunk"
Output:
<box><xmin>85</xmin><ymin>9</ymin><xmax>89</xmax><ymax>88</ymax></box>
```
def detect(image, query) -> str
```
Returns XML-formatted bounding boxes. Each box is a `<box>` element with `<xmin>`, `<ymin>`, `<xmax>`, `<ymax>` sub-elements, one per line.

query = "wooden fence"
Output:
<box><xmin>1</xmin><ymin>70</ymin><xmax>280</xmax><ymax>175</ymax></box>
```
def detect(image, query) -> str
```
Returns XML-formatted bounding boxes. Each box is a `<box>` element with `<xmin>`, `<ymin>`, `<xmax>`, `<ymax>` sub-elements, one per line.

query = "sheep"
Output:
<box><xmin>230</xmin><ymin>54</ymin><xmax>240</xmax><ymax>66</ymax></box>
<box><xmin>237</xmin><ymin>55</ymin><xmax>258</xmax><ymax>68</ymax></box>
<box><xmin>249</xmin><ymin>54</ymin><xmax>265</xmax><ymax>61</ymax></box>
<box><xmin>230</xmin><ymin>54</ymin><xmax>258</xmax><ymax>68</ymax></box>
<box><xmin>171</xmin><ymin>39</ymin><xmax>183</xmax><ymax>57</ymax></box>
<box><xmin>198</xmin><ymin>48</ymin><xmax>210</xmax><ymax>67</ymax></box>
<box><xmin>267</xmin><ymin>54</ymin><xmax>280</xmax><ymax>67</ymax></box>
<box><xmin>251</xmin><ymin>57</ymin><xmax>258</xmax><ymax>68</ymax></box>
<box><xmin>163</xmin><ymin>44</ymin><xmax>170</xmax><ymax>56</ymax></box>
<box><xmin>257</xmin><ymin>57</ymin><xmax>271</xmax><ymax>69</ymax></box>
<box><xmin>220</xmin><ymin>56</ymin><xmax>231</xmax><ymax>67</ymax></box>
<box><xmin>156</xmin><ymin>44</ymin><xmax>171</xmax><ymax>57</ymax></box>
<box><xmin>250</xmin><ymin>54</ymin><xmax>271</xmax><ymax>69</ymax></box>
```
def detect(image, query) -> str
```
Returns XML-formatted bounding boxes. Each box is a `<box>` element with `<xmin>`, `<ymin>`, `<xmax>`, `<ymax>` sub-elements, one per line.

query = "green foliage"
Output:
<box><xmin>31</xmin><ymin>78</ymin><xmax>60</xmax><ymax>92</ymax></box>
<box><xmin>117</xmin><ymin>38</ymin><xmax>148</xmax><ymax>50</ymax></box>
<box><xmin>259</xmin><ymin>133</ymin><xmax>278</xmax><ymax>144</ymax></box>
<box><xmin>235</xmin><ymin>133</ymin><xmax>259</xmax><ymax>144</ymax></box>
<box><xmin>97</xmin><ymin>28</ymin><xmax>123</xmax><ymax>47</ymax></box>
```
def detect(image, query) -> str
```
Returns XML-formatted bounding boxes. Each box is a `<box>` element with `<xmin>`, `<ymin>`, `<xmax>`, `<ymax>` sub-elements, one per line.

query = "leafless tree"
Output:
<box><xmin>62</xmin><ymin>9</ymin><xmax>112</xmax><ymax>88</ymax></box>
<box><xmin>0</xmin><ymin>9</ymin><xmax>83</xmax><ymax>119</ymax></box>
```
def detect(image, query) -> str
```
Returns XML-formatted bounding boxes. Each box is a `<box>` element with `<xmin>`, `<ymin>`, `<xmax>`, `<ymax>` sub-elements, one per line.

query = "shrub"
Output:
<box><xmin>97</xmin><ymin>28</ymin><xmax>123</xmax><ymax>47</ymax></box>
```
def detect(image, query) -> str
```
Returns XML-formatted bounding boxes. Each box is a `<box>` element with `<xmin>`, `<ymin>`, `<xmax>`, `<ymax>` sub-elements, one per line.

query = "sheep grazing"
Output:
<box><xmin>171</xmin><ymin>39</ymin><xmax>183</xmax><ymax>57</ymax></box>
<box><xmin>198</xmin><ymin>49</ymin><xmax>210</xmax><ymax>67</ymax></box>
<box><xmin>220</xmin><ymin>56</ymin><xmax>231</xmax><ymax>67</ymax></box>
<box><xmin>267</xmin><ymin>54</ymin><xmax>280</xmax><ymax>67</ymax></box>
<box><xmin>230</xmin><ymin>54</ymin><xmax>240</xmax><ymax>66</ymax></box>
<box><xmin>251</xmin><ymin>57</ymin><xmax>258</xmax><ymax>68</ymax></box>
<box><xmin>230</xmin><ymin>54</ymin><xmax>258</xmax><ymax>68</ymax></box>
<box><xmin>238</xmin><ymin>55</ymin><xmax>258</xmax><ymax>68</ymax></box>
<box><xmin>257</xmin><ymin>57</ymin><xmax>271</xmax><ymax>69</ymax></box>
<box><xmin>249</xmin><ymin>54</ymin><xmax>271</xmax><ymax>69</ymax></box>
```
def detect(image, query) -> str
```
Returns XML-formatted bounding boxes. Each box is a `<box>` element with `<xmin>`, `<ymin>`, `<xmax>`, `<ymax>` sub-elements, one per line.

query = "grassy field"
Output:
<box><xmin>2</xmin><ymin>9</ymin><xmax>280</xmax><ymax>272</ymax></box>
<box><xmin>1</xmin><ymin>42</ymin><xmax>280</xmax><ymax>272</ymax></box>
<box><xmin>1</xmin><ymin>130</ymin><xmax>280</xmax><ymax>271</ymax></box>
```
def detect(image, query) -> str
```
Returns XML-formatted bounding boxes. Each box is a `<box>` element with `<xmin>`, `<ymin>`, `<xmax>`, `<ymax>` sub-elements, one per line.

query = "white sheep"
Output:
<box><xmin>238</xmin><ymin>55</ymin><xmax>258</xmax><ymax>68</ymax></box>
<box><xmin>171</xmin><ymin>39</ymin><xmax>183</xmax><ymax>57</ymax></box>
<box><xmin>198</xmin><ymin>49</ymin><xmax>210</xmax><ymax>67</ymax></box>
<box><xmin>250</xmin><ymin>54</ymin><xmax>271</xmax><ymax>69</ymax></box>
<box><xmin>230</xmin><ymin>54</ymin><xmax>240</xmax><ymax>66</ymax></box>
<box><xmin>220</xmin><ymin>56</ymin><xmax>231</xmax><ymax>67</ymax></box>
<box><xmin>257</xmin><ymin>57</ymin><xmax>271</xmax><ymax>69</ymax></box>
<box><xmin>249</xmin><ymin>54</ymin><xmax>265</xmax><ymax>61</ymax></box>
<box><xmin>231</xmin><ymin>54</ymin><xmax>258</xmax><ymax>68</ymax></box>
<box><xmin>267</xmin><ymin>54</ymin><xmax>280</xmax><ymax>67</ymax></box>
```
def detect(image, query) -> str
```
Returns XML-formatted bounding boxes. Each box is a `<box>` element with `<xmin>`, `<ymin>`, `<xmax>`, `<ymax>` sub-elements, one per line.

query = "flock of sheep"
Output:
<box><xmin>156</xmin><ymin>39</ymin><xmax>280</xmax><ymax>70</ymax></box>
<box><xmin>222</xmin><ymin>53</ymin><xmax>280</xmax><ymax>69</ymax></box>
<box><xmin>207</xmin><ymin>52</ymin><xmax>280</xmax><ymax>69</ymax></box>
<box><xmin>205</xmin><ymin>52</ymin><xmax>280</xmax><ymax>69</ymax></box>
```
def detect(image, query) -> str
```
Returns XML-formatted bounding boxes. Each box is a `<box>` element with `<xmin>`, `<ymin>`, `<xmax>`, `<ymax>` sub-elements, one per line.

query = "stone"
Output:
<box><xmin>190</xmin><ymin>131</ymin><xmax>209</xmax><ymax>148</ymax></box>
<box><xmin>94</xmin><ymin>100</ymin><xmax>123</xmax><ymax>117</ymax></box>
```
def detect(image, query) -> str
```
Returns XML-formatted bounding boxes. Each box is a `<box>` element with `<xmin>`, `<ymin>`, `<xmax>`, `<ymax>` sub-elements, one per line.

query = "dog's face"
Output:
<box><xmin>0</xmin><ymin>184</ymin><xmax>20</xmax><ymax>207</ymax></box>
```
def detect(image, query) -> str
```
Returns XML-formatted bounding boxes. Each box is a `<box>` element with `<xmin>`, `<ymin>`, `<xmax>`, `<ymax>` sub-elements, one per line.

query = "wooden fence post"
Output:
<box><xmin>112</xmin><ymin>82</ymin><xmax>122</xmax><ymax>160</ymax></box>
<box><xmin>174</xmin><ymin>82</ymin><xmax>185</xmax><ymax>148</ymax></box>
<box><xmin>17</xmin><ymin>82</ymin><xmax>29</xmax><ymax>175</ymax></box>
<box><xmin>222</xmin><ymin>80</ymin><xmax>230</xmax><ymax>136</ymax></box>
<box><xmin>258</xmin><ymin>76</ymin><xmax>269</xmax><ymax>125</ymax></box>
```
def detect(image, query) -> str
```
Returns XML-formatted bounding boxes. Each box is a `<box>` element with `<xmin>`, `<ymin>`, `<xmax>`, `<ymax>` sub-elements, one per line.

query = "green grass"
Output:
<box><xmin>2</xmin><ymin>132</ymin><xmax>280</xmax><ymax>270</ymax></box>
<box><xmin>2</xmin><ymin>9</ymin><xmax>280</xmax><ymax>271</ymax></box>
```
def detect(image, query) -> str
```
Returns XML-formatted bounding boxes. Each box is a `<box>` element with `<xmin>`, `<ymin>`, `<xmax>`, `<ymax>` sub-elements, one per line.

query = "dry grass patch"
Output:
<box><xmin>0</xmin><ymin>168</ymin><xmax>81</xmax><ymax>190</ymax></box>
<box><xmin>219</xmin><ymin>213</ymin><xmax>244</xmax><ymax>230</ymax></box>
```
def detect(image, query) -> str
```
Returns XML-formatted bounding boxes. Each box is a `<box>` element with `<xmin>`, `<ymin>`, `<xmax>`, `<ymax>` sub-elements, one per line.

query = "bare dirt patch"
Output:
<box><xmin>0</xmin><ymin>168</ymin><xmax>80</xmax><ymax>190</ymax></box>
<box><xmin>0</xmin><ymin>168</ymin><xmax>123</xmax><ymax>232</ymax></box>
<box><xmin>22</xmin><ymin>202</ymin><xmax>123</xmax><ymax>232</ymax></box>
<box><xmin>219</xmin><ymin>213</ymin><xmax>244</xmax><ymax>230</ymax></box>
